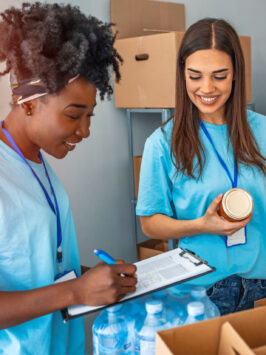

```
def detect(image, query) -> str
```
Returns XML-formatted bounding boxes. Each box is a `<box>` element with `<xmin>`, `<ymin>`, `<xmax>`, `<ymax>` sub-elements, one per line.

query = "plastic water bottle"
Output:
<box><xmin>190</xmin><ymin>286</ymin><xmax>220</xmax><ymax>318</ymax></box>
<box><xmin>135</xmin><ymin>299</ymin><xmax>168</xmax><ymax>354</ymax></box>
<box><xmin>184</xmin><ymin>301</ymin><xmax>206</xmax><ymax>325</ymax></box>
<box><xmin>167</xmin><ymin>287</ymin><xmax>191</xmax><ymax>326</ymax></box>
<box><xmin>122</xmin><ymin>299</ymin><xmax>146</xmax><ymax>353</ymax></box>
<box><xmin>167</xmin><ymin>284</ymin><xmax>193</xmax><ymax>299</ymax></box>
<box><xmin>166</xmin><ymin>291</ymin><xmax>187</xmax><ymax>327</ymax></box>
<box><xmin>92</xmin><ymin>304</ymin><xmax>133</xmax><ymax>354</ymax></box>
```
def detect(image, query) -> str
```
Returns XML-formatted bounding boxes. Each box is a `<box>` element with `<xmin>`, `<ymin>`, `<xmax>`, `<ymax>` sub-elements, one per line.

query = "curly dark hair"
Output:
<box><xmin>0</xmin><ymin>2</ymin><xmax>122</xmax><ymax>99</ymax></box>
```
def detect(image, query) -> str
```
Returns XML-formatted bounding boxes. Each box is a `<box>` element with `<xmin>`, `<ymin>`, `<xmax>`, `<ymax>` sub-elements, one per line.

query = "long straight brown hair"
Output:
<box><xmin>172</xmin><ymin>18</ymin><xmax>266</xmax><ymax>178</ymax></box>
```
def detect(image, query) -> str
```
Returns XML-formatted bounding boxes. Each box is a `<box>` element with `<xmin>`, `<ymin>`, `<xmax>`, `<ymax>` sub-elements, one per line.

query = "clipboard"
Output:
<box><xmin>60</xmin><ymin>247</ymin><xmax>215</xmax><ymax>322</ymax></box>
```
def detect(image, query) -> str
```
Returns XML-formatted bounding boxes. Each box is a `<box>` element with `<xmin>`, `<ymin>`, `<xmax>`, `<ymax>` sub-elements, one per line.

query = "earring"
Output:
<box><xmin>26</xmin><ymin>110</ymin><xmax>32</xmax><ymax>116</ymax></box>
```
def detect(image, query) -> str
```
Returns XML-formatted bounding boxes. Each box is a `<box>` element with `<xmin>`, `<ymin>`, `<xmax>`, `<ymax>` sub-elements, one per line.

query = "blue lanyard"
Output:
<box><xmin>0</xmin><ymin>121</ymin><xmax>63</xmax><ymax>264</ymax></box>
<box><xmin>200</xmin><ymin>121</ymin><xmax>238</xmax><ymax>188</ymax></box>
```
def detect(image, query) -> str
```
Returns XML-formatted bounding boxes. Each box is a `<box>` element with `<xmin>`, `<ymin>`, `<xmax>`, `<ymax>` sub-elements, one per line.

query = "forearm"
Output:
<box><xmin>0</xmin><ymin>263</ymin><xmax>138</xmax><ymax>330</ymax></box>
<box><xmin>140</xmin><ymin>214</ymin><xmax>204</xmax><ymax>240</ymax></box>
<box><xmin>0</xmin><ymin>280</ymin><xmax>77</xmax><ymax>329</ymax></box>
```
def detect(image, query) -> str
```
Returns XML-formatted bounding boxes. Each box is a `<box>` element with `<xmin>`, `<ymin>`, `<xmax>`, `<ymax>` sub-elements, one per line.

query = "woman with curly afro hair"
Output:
<box><xmin>0</xmin><ymin>2</ymin><xmax>137</xmax><ymax>354</ymax></box>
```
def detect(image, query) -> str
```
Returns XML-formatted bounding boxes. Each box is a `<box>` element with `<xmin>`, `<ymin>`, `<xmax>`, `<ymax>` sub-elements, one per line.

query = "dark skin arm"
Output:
<box><xmin>0</xmin><ymin>262</ymin><xmax>137</xmax><ymax>329</ymax></box>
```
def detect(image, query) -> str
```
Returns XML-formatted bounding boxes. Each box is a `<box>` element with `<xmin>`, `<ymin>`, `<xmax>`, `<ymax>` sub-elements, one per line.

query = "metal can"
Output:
<box><xmin>218</xmin><ymin>188</ymin><xmax>253</xmax><ymax>222</ymax></box>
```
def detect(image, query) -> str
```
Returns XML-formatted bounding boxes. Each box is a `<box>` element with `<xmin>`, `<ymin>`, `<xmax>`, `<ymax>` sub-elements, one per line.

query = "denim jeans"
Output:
<box><xmin>207</xmin><ymin>275</ymin><xmax>266</xmax><ymax>315</ymax></box>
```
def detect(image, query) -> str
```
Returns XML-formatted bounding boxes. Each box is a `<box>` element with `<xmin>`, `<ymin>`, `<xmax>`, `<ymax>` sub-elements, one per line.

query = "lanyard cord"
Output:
<box><xmin>200</xmin><ymin>121</ymin><xmax>238</xmax><ymax>188</ymax></box>
<box><xmin>0</xmin><ymin>121</ymin><xmax>63</xmax><ymax>263</ymax></box>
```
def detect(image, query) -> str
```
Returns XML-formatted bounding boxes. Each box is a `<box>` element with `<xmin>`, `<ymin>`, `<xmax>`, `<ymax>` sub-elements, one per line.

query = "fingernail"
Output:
<box><xmin>218</xmin><ymin>193</ymin><xmax>223</xmax><ymax>199</ymax></box>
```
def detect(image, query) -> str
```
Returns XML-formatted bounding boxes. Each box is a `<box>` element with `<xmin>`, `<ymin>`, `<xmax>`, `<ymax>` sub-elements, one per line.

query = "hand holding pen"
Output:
<box><xmin>94</xmin><ymin>249</ymin><xmax>127</xmax><ymax>276</ymax></box>
<box><xmin>94</xmin><ymin>249</ymin><xmax>118</xmax><ymax>265</ymax></box>
<box><xmin>73</xmin><ymin>249</ymin><xmax>137</xmax><ymax>307</ymax></box>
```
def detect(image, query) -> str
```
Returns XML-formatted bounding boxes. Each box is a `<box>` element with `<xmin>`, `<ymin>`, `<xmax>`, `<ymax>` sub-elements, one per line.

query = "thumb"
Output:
<box><xmin>208</xmin><ymin>193</ymin><xmax>223</xmax><ymax>213</ymax></box>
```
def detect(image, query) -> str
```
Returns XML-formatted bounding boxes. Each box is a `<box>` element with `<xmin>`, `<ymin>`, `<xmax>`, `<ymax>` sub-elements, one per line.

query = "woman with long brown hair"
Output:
<box><xmin>136</xmin><ymin>18</ymin><xmax>266</xmax><ymax>315</ymax></box>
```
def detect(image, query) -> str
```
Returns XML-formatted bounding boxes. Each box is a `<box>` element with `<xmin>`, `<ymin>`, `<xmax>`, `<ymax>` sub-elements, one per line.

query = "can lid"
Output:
<box><xmin>191</xmin><ymin>286</ymin><xmax>206</xmax><ymax>299</ymax></box>
<box><xmin>187</xmin><ymin>302</ymin><xmax>204</xmax><ymax>316</ymax></box>
<box><xmin>222</xmin><ymin>188</ymin><xmax>253</xmax><ymax>220</ymax></box>
<box><xmin>145</xmin><ymin>299</ymin><xmax>163</xmax><ymax>314</ymax></box>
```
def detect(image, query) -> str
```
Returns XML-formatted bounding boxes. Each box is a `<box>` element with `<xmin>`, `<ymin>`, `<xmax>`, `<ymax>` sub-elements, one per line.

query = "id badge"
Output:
<box><xmin>54</xmin><ymin>269</ymin><xmax>77</xmax><ymax>283</ymax></box>
<box><xmin>226</xmin><ymin>227</ymin><xmax>247</xmax><ymax>247</ymax></box>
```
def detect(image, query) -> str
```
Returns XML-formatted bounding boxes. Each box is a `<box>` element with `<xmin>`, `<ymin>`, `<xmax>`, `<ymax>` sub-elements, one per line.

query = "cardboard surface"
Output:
<box><xmin>138</xmin><ymin>239</ymin><xmax>168</xmax><ymax>261</ymax></box>
<box><xmin>111</xmin><ymin>0</ymin><xmax>185</xmax><ymax>39</ymax></box>
<box><xmin>218</xmin><ymin>322</ymin><xmax>255</xmax><ymax>355</ymax></box>
<box><xmin>114</xmin><ymin>31</ymin><xmax>184</xmax><ymax>108</ymax></box>
<box><xmin>254</xmin><ymin>298</ymin><xmax>266</xmax><ymax>308</ymax></box>
<box><xmin>133</xmin><ymin>155</ymin><xmax>142</xmax><ymax>198</ymax></box>
<box><xmin>114</xmin><ymin>32</ymin><xmax>252</xmax><ymax>108</ymax></box>
<box><xmin>156</xmin><ymin>306</ymin><xmax>266</xmax><ymax>355</ymax></box>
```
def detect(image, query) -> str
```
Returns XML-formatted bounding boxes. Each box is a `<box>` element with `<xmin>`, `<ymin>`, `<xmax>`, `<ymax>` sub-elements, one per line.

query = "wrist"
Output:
<box><xmin>67</xmin><ymin>278</ymin><xmax>81</xmax><ymax>306</ymax></box>
<box><xmin>175</xmin><ymin>217</ymin><xmax>205</xmax><ymax>239</ymax></box>
<box><xmin>193</xmin><ymin>216</ymin><xmax>206</xmax><ymax>235</ymax></box>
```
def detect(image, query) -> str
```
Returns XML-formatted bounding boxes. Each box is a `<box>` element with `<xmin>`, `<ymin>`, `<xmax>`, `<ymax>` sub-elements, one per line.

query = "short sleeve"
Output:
<box><xmin>136</xmin><ymin>134</ymin><xmax>174</xmax><ymax>217</ymax></box>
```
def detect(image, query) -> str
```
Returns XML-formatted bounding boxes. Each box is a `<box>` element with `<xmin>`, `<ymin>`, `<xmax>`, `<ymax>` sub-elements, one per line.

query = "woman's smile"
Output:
<box><xmin>196</xmin><ymin>95</ymin><xmax>220</xmax><ymax>105</ymax></box>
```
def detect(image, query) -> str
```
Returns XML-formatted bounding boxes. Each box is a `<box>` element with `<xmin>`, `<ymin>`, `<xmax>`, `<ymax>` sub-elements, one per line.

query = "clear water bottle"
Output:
<box><xmin>167</xmin><ymin>287</ymin><xmax>191</xmax><ymax>326</ymax></box>
<box><xmin>92</xmin><ymin>304</ymin><xmax>133</xmax><ymax>354</ymax></box>
<box><xmin>184</xmin><ymin>301</ymin><xmax>206</xmax><ymax>325</ymax></box>
<box><xmin>190</xmin><ymin>286</ymin><xmax>220</xmax><ymax>318</ymax></box>
<box><xmin>135</xmin><ymin>300</ymin><xmax>168</xmax><ymax>355</ymax></box>
<box><xmin>122</xmin><ymin>299</ymin><xmax>146</xmax><ymax>353</ymax></box>
<box><xmin>165</xmin><ymin>291</ymin><xmax>187</xmax><ymax>327</ymax></box>
<box><xmin>168</xmin><ymin>284</ymin><xmax>193</xmax><ymax>299</ymax></box>
<box><xmin>151</xmin><ymin>289</ymin><xmax>180</xmax><ymax>327</ymax></box>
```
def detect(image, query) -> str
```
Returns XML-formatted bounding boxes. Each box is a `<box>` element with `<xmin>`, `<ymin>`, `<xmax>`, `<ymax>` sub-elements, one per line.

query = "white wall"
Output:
<box><xmin>0</xmin><ymin>0</ymin><xmax>266</xmax><ymax>352</ymax></box>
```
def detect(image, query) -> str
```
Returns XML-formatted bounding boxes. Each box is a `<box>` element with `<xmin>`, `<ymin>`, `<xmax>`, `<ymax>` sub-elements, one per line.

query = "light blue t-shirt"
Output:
<box><xmin>0</xmin><ymin>141</ymin><xmax>85</xmax><ymax>354</ymax></box>
<box><xmin>136</xmin><ymin>110</ymin><xmax>266</xmax><ymax>289</ymax></box>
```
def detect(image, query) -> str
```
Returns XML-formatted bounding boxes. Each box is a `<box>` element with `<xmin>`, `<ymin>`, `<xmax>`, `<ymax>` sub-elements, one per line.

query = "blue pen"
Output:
<box><xmin>94</xmin><ymin>249</ymin><xmax>126</xmax><ymax>277</ymax></box>
<box><xmin>94</xmin><ymin>249</ymin><xmax>117</xmax><ymax>265</ymax></box>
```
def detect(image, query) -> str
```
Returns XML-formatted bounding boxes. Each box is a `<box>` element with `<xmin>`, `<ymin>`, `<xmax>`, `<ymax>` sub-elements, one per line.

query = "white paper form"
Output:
<box><xmin>60</xmin><ymin>248</ymin><xmax>215</xmax><ymax>320</ymax></box>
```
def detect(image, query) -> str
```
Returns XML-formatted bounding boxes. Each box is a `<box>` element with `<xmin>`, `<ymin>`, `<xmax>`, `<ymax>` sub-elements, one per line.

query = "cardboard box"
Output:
<box><xmin>114</xmin><ymin>33</ymin><xmax>252</xmax><ymax>108</ymax></box>
<box><xmin>138</xmin><ymin>239</ymin><xmax>168</xmax><ymax>261</ymax></box>
<box><xmin>133</xmin><ymin>155</ymin><xmax>142</xmax><ymax>198</ymax></box>
<box><xmin>114</xmin><ymin>31</ymin><xmax>183</xmax><ymax>108</ymax></box>
<box><xmin>255</xmin><ymin>298</ymin><xmax>266</xmax><ymax>308</ymax></box>
<box><xmin>156</xmin><ymin>306</ymin><xmax>266</xmax><ymax>355</ymax></box>
<box><xmin>218</xmin><ymin>322</ymin><xmax>266</xmax><ymax>355</ymax></box>
<box><xmin>110</xmin><ymin>0</ymin><xmax>185</xmax><ymax>39</ymax></box>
